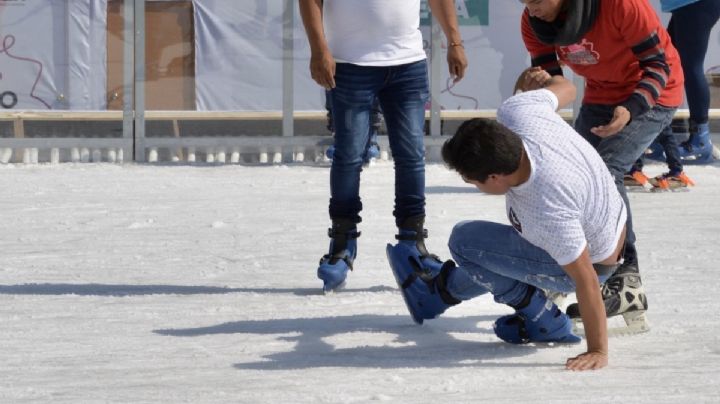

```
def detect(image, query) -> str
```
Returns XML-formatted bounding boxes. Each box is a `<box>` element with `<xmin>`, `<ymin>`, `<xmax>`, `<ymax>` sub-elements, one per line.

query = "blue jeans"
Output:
<box><xmin>574</xmin><ymin>104</ymin><xmax>676</xmax><ymax>265</ymax></box>
<box><xmin>329</xmin><ymin>61</ymin><xmax>429</xmax><ymax>226</ymax></box>
<box><xmin>445</xmin><ymin>221</ymin><xmax>611</xmax><ymax>306</ymax></box>
<box><xmin>632</xmin><ymin>124</ymin><xmax>683</xmax><ymax>174</ymax></box>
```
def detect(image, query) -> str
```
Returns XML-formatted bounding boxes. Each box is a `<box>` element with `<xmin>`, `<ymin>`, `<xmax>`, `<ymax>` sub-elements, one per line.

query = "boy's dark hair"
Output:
<box><xmin>441</xmin><ymin>118</ymin><xmax>524</xmax><ymax>182</ymax></box>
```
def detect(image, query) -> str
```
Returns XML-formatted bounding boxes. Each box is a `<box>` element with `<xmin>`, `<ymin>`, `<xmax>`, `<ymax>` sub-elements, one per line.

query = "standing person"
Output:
<box><xmin>626</xmin><ymin>0</ymin><xmax>720</xmax><ymax>190</ymax></box>
<box><xmin>665</xmin><ymin>0</ymin><xmax>720</xmax><ymax>163</ymax></box>
<box><xmin>519</xmin><ymin>0</ymin><xmax>685</xmax><ymax>326</ymax></box>
<box><xmin>299</xmin><ymin>0</ymin><xmax>468</xmax><ymax>292</ymax></box>
<box><xmin>390</xmin><ymin>74</ymin><xmax>623</xmax><ymax>371</ymax></box>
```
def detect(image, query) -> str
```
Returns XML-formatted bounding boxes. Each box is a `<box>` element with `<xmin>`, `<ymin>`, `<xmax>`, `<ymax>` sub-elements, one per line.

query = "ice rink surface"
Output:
<box><xmin>1</xmin><ymin>161</ymin><xmax>719</xmax><ymax>403</ymax></box>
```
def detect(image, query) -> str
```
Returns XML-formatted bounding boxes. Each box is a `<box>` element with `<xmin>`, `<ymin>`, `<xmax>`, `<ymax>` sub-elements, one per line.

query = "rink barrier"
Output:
<box><xmin>1</xmin><ymin>109</ymin><xmax>715</xmax><ymax>164</ymax></box>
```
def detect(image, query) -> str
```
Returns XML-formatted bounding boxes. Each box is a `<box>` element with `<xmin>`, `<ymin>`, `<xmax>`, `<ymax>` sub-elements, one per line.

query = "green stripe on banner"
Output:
<box><xmin>421</xmin><ymin>0</ymin><xmax>489</xmax><ymax>26</ymax></box>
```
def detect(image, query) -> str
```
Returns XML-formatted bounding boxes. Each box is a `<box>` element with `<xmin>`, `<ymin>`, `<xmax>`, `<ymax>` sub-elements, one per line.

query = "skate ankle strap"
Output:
<box><xmin>327</xmin><ymin>228</ymin><xmax>361</xmax><ymax>239</ymax></box>
<box><xmin>395</xmin><ymin>228</ymin><xmax>428</xmax><ymax>241</ymax></box>
<box><xmin>436</xmin><ymin>260</ymin><xmax>461</xmax><ymax>305</ymax></box>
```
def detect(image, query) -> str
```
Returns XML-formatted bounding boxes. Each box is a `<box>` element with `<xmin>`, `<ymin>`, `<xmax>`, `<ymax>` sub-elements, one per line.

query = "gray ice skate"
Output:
<box><xmin>567</xmin><ymin>263</ymin><xmax>649</xmax><ymax>336</ymax></box>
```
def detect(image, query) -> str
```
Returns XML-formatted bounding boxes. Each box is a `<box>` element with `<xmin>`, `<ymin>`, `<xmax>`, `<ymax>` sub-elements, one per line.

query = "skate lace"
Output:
<box><xmin>601</xmin><ymin>275</ymin><xmax>623</xmax><ymax>298</ymax></box>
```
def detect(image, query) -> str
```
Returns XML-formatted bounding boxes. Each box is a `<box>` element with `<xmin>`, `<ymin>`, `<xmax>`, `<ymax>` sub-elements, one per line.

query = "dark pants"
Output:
<box><xmin>328</xmin><ymin>61</ymin><xmax>429</xmax><ymax>226</ymax></box>
<box><xmin>669</xmin><ymin>0</ymin><xmax>720</xmax><ymax>125</ymax></box>
<box><xmin>575</xmin><ymin>104</ymin><xmax>676</xmax><ymax>265</ymax></box>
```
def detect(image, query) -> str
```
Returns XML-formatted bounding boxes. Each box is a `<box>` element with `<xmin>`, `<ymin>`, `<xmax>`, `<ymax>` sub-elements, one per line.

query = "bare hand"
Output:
<box><xmin>590</xmin><ymin>106</ymin><xmax>631</xmax><ymax>138</ymax></box>
<box><xmin>447</xmin><ymin>45</ymin><xmax>468</xmax><ymax>83</ymax></box>
<box><xmin>309</xmin><ymin>50</ymin><xmax>336</xmax><ymax>89</ymax></box>
<box><xmin>516</xmin><ymin>67</ymin><xmax>551</xmax><ymax>93</ymax></box>
<box><xmin>566</xmin><ymin>351</ymin><xmax>608</xmax><ymax>371</ymax></box>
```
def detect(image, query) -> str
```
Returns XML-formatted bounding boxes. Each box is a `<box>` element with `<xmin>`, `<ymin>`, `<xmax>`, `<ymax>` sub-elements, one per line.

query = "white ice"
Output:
<box><xmin>1</xmin><ymin>161</ymin><xmax>719</xmax><ymax>403</ymax></box>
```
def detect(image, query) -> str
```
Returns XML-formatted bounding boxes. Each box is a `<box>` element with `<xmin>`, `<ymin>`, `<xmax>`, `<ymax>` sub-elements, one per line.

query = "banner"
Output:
<box><xmin>193</xmin><ymin>0</ymin><xmax>523</xmax><ymax>111</ymax></box>
<box><xmin>0</xmin><ymin>0</ymin><xmax>107</xmax><ymax>111</ymax></box>
<box><xmin>1</xmin><ymin>0</ymin><xmax>719</xmax><ymax>112</ymax></box>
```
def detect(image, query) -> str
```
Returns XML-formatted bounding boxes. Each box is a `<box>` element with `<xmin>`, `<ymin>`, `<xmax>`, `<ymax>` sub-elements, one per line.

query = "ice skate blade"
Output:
<box><xmin>650</xmin><ymin>187</ymin><xmax>689</xmax><ymax>193</ymax></box>
<box><xmin>572</xmin><ymin>310</ymin><xmax>650</xmax><ymax>337</ymax></box>
<box><xmin>625</xmin><ymin>185</ymin><xmax>653</xmax><ymax>193</ymax></box>
<box><xmin>323</xmin><ymin>280</ymin><xmax>346</xmax><ymax>295</ymax></box>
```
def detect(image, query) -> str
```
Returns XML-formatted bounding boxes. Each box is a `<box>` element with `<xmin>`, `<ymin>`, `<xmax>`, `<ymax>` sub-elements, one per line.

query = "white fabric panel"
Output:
<box><xmin>193</xmin><ymin>0</ymin><xmax>285</xmax><ymax>111</ymax></box>
<box><xmin>0</xmin><ymin>0</ymin><xmax>107</xmax><ymax>111</ymax></box>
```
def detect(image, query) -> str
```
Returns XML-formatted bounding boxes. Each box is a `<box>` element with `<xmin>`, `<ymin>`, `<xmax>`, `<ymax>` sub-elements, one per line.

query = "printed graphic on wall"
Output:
<box><xmin>0</xmin><ymin>0</ymin><xmax>107</xmax><ymax>110</ymax></box>
<box><xmin>0</xmin><ymin>0</ymin><xmax>718</xmax><ymax>112</ymax></box>
<box><xmin>0</xmin><ymin>34</ymin><xmax>51</xmax><ymax>109</ymax></box>
<box><xmin>421</xmin><ymin>0</ymin><xmax>489</xmax><ymax>26</ymax></box>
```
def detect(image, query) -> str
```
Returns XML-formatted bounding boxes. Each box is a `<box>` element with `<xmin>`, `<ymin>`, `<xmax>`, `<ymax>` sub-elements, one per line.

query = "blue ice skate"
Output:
<box><xmin>679</xmin><ymin>123</ymin><xmax>714</xmax><ymax>164</ymax></box>
<box><xmin>493</xmin><ymin>286</ymin><xmax>581</xmax><ymax>344</ymax></box>
<box><xmin>317</xmin><ymin>220</ymin><xmax>360</xmax><ymax>293</ymax></box>
<box><xmin>642</xmin><ymin>139</ymin><xmax>665</xmax><ymax>161</ymax></box>
<box><xmin>386</xmin><ymin>243</ymin><xmax>458</xmax><ymax>324</ymax></box>
<box><xmin>387</xmin><ymin>215</ymin><xmax>459</xmax><ymax>324</ymax></box>
<box><xmin>325</xmin><ymin>144</ymin><xmax>336</xmax><ymax>160</ymax></box>
<box><xmin>362</xmin><ymin>130</ymin><xmax>381</xmax><ymax>163</ymax></box>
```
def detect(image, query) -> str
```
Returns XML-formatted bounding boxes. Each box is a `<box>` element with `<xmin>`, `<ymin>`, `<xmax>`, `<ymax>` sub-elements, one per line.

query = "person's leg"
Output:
<box><xmin>445</xmin><ymin>221</ymin><xmax>586</xmax><ymax>303</ymax></box>
<box><xmin>318</xmin><ymin>63</ymin><xmax>382</xmax><ymax>291</ymax></box>
<box><xmin>380</xmin><ymin>61</ymin><xmax>450</xmax><ymax>277</ymax></box>
<box><xmin>672</xmin><ymin>0</ymin><xmax>720</xmax><ymax>126</ymax></box>
<box><xmin>671</xmin><ymin>0</ymin><xmax>720</xmax><ymax>161</ymax></box>
<box><xmin>652</xmin><ymin>124</ymin><xmax>696</xmax><ymax>190</ymax></box>
<box><xmin>328</xmin><ymin>63</ymin><xmax>381</xmax><ymax>222</ymax></box>
<box><xmin>377</xmin><ymin>60</ymin><xmax>429</xmax><ymax>226</ymax></box>
<box><xmin>657</xmin><ymin>125</ymin><xmax>683</xmax><ymax>174</ymax></box>
<box><xmin>363</xmin><ymin>96</ymin><xmax>382</xmax><ymax>162</ymax></box>
<box><xmin>390</xmin><ymin>220</ymin><xmax>585</xmax><ymax>342</ymax></box>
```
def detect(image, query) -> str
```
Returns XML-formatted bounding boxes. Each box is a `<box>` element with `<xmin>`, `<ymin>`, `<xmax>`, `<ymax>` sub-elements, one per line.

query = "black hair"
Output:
<box><xmin>441</xmin><ymin>118</ymin><xmax>524</xmax><ymax>182</ymax></box>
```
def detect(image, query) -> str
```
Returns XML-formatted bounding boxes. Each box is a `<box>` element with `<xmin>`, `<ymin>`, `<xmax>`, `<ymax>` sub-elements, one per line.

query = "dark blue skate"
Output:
<box><xmin>386</xmin><ymin>243</ymin><xmax>457</xmax><ymax>324</ymax></box>
<box><xmin>643</xmin><ymin>139</ymin><xmax>665</xmax><ymax>162</ymax></box>
<box><xmin>679</xmin><ymin>123</ymin><xmax>714</xmax><ymax>164</ymax></box>
<box><xmin>318</xmin><ymin>220</ymin><xmax>359</xmax><ymax>293</ymax></box>
<box><xmin>493</xmin><ymin>287</ymin><xmax>581</xmax><ymax>344</ymax></box>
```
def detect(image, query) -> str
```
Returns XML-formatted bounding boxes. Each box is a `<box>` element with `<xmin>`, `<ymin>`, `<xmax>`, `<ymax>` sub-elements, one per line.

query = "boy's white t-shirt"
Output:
<box><xmin>497</xmin><ymin>89</ymin><xmax>627</xmax><ymax>266</ymax></box>
<box><xmin>323</xmin><ymin>0</ymin><xmax>427</xmax><ymax>66</ymax></box>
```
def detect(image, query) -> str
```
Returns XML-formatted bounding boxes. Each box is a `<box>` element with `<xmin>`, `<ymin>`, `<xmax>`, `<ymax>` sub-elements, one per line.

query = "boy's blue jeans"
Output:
<box><xmin>445</xmin><ymin>221</ymin><xmax>612</xmax><ymax>307</ymax></box>
<box><xmin>574</xmin><ymin>104</ymin><xmax>676</xmax><ymax>265</ymax></box>
<box><xmin>328</xmin><ymin>61</ymin><xmax>429</xmax><ymax>227</ymax></box>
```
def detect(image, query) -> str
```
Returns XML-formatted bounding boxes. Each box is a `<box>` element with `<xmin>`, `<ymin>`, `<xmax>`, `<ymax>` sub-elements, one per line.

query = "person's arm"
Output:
<box><xmin>562</xmin><ymin>248</ymin><xmax>608</xmax><ymax>371</ymax></box>
<box><xmin>591</xmin><ymin>0</ymin><xmax>673</xmax><ymax>137</ymax></box>
<box><xmin>298</xmin><ymin>0</ymin><xmax>335</xmax><ymax>89</ymax></box>
<box><xmin>540</xmin><ymin>74</ymin><xmax>577</xmax><ymax>110</ymax></box>
<box><xmin>427</xmin><ymin>0</ymin><xmax>468</xmax><ymax>82</ymax></box>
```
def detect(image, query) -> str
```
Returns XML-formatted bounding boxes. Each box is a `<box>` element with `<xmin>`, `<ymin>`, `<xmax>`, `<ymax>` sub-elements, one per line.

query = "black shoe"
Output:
<box><xmin>567</xmin><ymin>262</ymin><xmax>647</xmax><ymax>318</ymax></box>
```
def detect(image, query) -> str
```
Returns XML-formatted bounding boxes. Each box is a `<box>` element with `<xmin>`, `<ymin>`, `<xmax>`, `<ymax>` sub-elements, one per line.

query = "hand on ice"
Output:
<box><xmin>566</xmin><ymin>350</ymin><xmax>608</xmax><ymax>371</ymax></box>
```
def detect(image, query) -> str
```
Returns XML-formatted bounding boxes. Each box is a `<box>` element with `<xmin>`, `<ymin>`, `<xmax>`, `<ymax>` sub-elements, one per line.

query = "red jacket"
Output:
<box><xmin>521</xmin><ymin>0</ymin><xmax>684</xmax><ymax>118</ymax></box>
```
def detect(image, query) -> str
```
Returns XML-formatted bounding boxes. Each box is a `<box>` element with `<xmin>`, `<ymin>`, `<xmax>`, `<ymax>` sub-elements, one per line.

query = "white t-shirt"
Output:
<box><xmin>323</xmin><ymin>0</ymin><xmax>427</xmax><ymax>66</ymax></box>
<box><xmin>497</xmin><ymin>89</ymin><xmax>627</xmax><ymax>266</ymax></box>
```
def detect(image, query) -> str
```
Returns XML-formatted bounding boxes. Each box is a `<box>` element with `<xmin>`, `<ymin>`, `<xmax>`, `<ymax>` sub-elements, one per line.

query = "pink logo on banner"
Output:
<box><xmin>0</xmin><ymin>34</ymin><xmax>51</xmax><ymax>109</ymax></box>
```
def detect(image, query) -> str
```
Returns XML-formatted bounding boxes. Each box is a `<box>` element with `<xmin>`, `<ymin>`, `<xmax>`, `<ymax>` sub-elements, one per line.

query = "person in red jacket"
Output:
<box><xmin>519</xmin><ymin>0</ymin><xmax>685</xmax><ymax>330</ymax></box>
